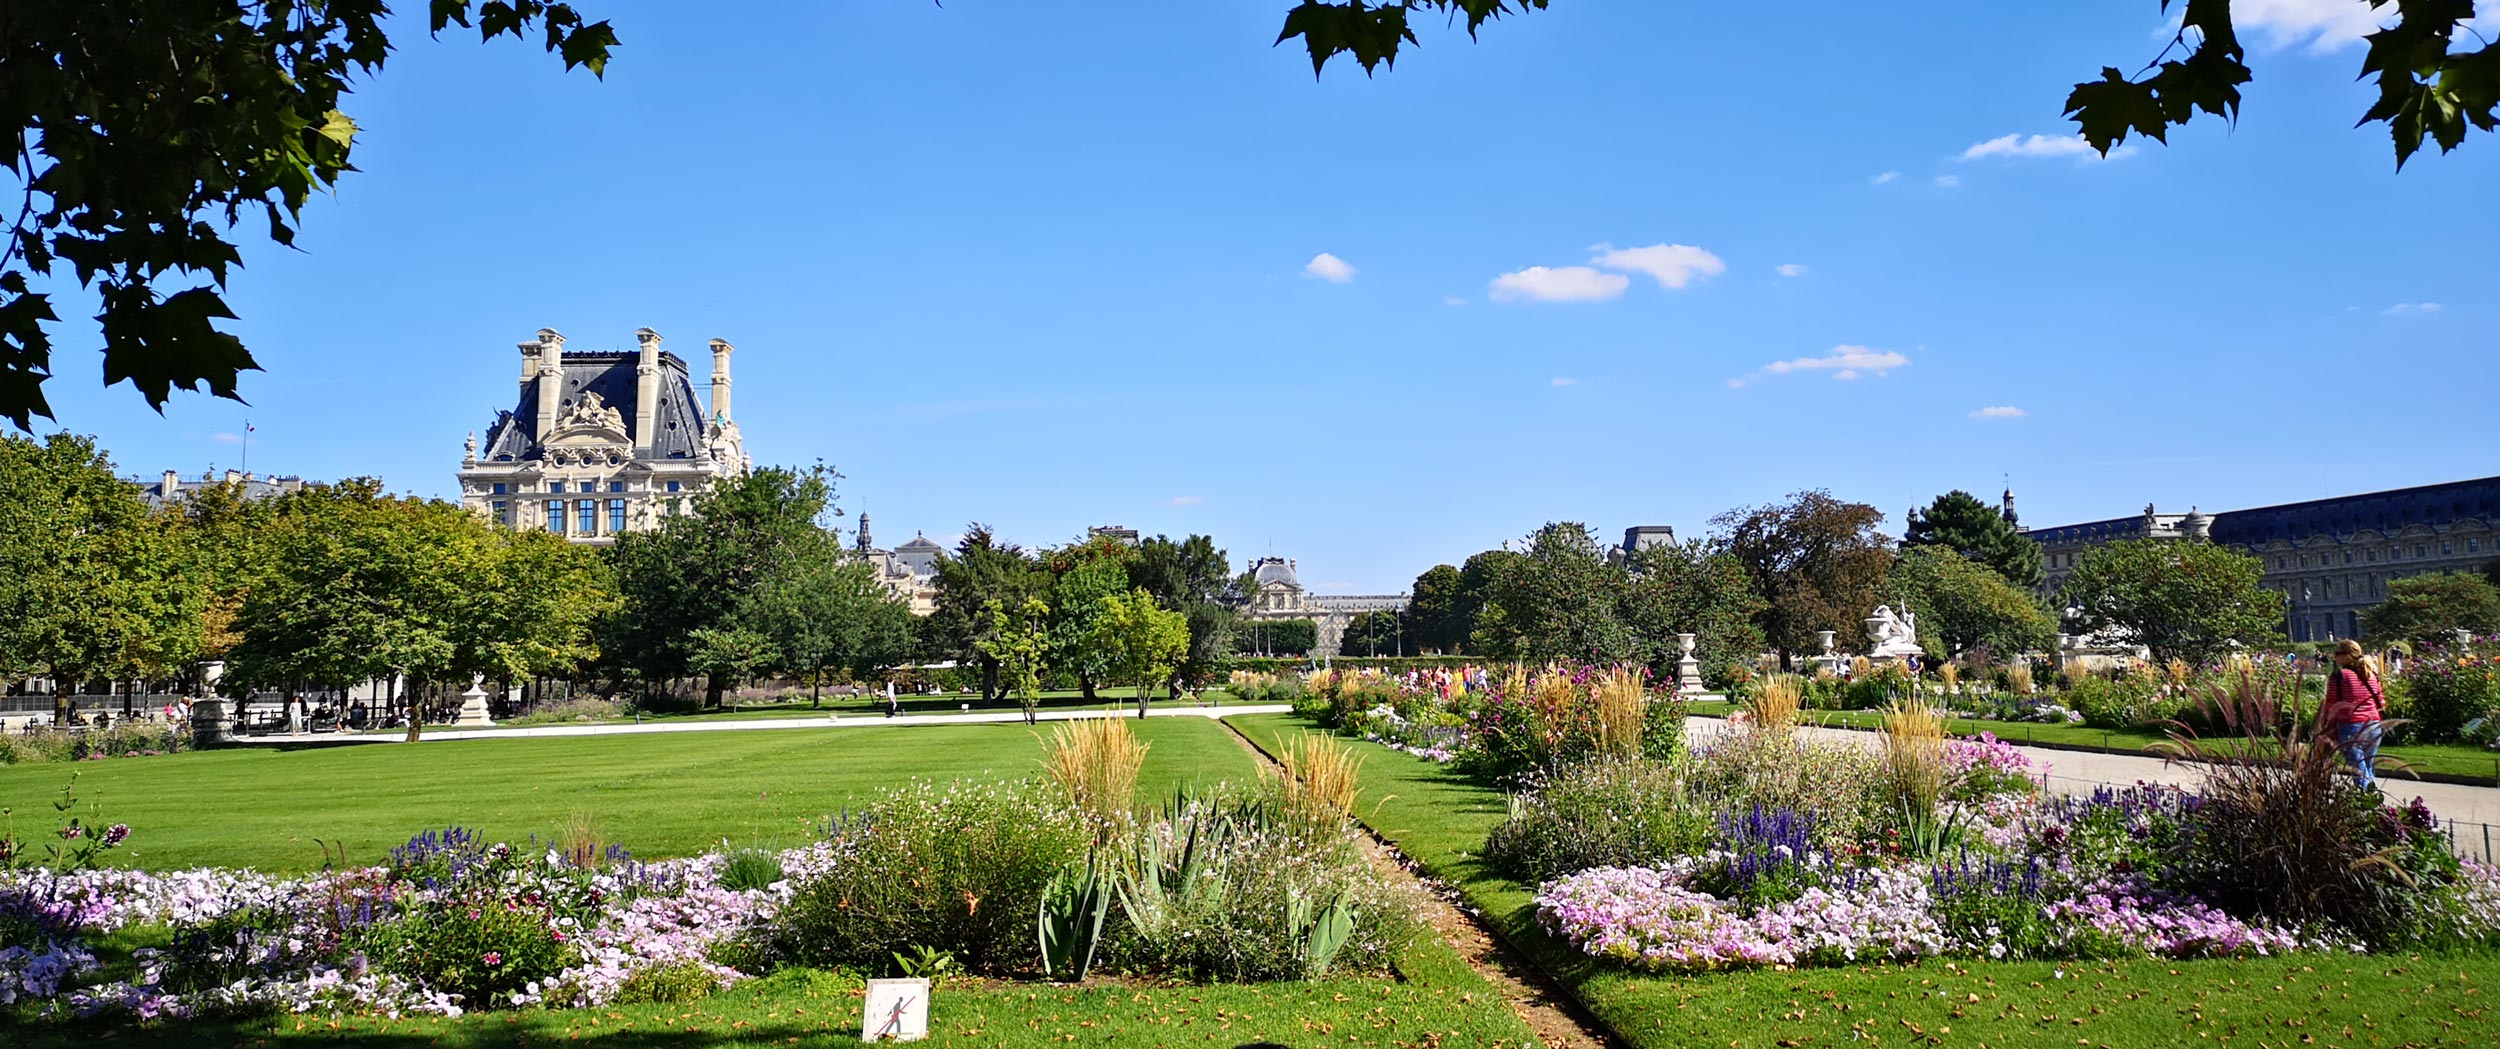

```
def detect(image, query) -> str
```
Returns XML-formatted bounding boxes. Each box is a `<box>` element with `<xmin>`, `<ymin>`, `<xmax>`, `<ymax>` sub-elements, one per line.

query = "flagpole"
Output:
<box><xmin>241</xmin><ymin>419</ymin><xmax>249</xmax><ymax>475</ymax></box>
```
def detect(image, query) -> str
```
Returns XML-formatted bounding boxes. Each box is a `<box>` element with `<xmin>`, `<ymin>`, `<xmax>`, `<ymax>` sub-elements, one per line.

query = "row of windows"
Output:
<box><xmin>484</xmin><ymin>497</ymin><xmax>684</xmax><ymax>535</ymax></box>
<box><xmin>488</xmin><ymin>480</ymin><xmax>685</xmax><ymax>496</ymax></box>
<box><xmin>2276</xmin><ymin>536</ymin><xmax>2480</xmax><ymax>571</ymax></box>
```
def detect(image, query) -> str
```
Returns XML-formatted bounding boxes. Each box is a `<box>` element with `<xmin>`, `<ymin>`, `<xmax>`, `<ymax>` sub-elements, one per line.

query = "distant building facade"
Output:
<box><xmin>129</xmin><ymin>469</ymin><xmax>309</xmax><ymax>509</ymax></box>
<box><xmin>2026</xmin><ymin>476</ymin><xmax>2500</xmax><ymax>643</ymax></box>
<box><xmin>1236</xmin><ymin>556</ymin><xmax>1409</xmax><ymax>656</ymax></box>
<box><xmin>458</xmin><ymin>327</ymin><xmax>749</xmax><ymax>544</ymax></box>
<box><xmin>856</xmin><ymin>515</ymin><xmax>943</xmax><ymax>616</ymax></box>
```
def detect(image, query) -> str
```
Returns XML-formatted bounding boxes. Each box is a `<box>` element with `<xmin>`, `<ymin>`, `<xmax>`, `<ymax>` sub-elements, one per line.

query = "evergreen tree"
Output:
<box><xmin>1905</xmin><ymin>490</ymin><xmax>2045</xmax><ymax>590</ymax></box>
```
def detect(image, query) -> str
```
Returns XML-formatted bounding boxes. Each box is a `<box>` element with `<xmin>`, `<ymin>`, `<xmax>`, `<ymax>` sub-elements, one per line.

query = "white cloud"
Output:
<box><xmin>212</xmin><ymin>432</ymin><xmax>245</xmax><ymax>445</ymax></box>
<box><xmin>1550</xmin><ymin>377</ymin><xmax>1578</xmax><ymax>387</ymax></box>
<box><xmin>1302</xmin><ymin>252</ymin><xmax>1356</xmax><ymax>283</ymax></box>
<box><xmin>1488</xmin><ymin>265</ymin><xmax>1629</xmax><ymax>304</ymax></box>
<box><xmin>1931</xmin><ymin>174</ymin><xmax>1961</xmax><ymax>189</ymax></box>
<box><xmin>1443</xmin><ymin>295</ymin><xmax>1468</xmax><ymax>306</ymax></box>
<box><xmin>1163</xmin><ymin>495</ymin><xmax>1205</xmax><ymax>507</ymax></box>
<box><xmin>2232</xmin><ymin>0</ymin><xmax>2399</xmax><ymax>53</ymax></box>
<box><xmin>1871</xmin><ymin>170</ymin><xmax>1902</xmax><ymax>185</ymax></box>
<box><xmin>1960</xmin><ymin>133</ymin><xmax>2134</xmax><ymax>162</ymax></box>
<box><xmin>2382</xmin><ymin>302</ymin><xmax>2443</xmax><ymax>316</ymax></box>
<box><xmin>1589</xmin><ymin>242</ymin><xmax>1726</xmax><ymax>290</ymax></box>
<box><xmin>1969</xmin><ymin>405</ymin><xmax>2027</xmax><ymax>420</ymax></box>
<box><xmin>1774</xmin><ymin>263</ymin><xmax>1808</xmax><ymax>278</ymax></box>
<box><xmin>1736</xmin><ymin>345</ymin><xmax>1911</xmax><ymax>386</ymax></box>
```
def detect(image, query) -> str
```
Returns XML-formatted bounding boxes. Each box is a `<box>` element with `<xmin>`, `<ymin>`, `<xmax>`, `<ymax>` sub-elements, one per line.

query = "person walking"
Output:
<box><xmin>2322</xmin><ymin>639</ymin><xmax>2387</xmax><ymax>790</ymax></box>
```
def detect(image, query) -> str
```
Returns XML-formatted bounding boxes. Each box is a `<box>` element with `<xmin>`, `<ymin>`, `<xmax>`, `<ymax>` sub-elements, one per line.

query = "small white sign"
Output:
<box><xmin>862</xmin><ymin>977</ymin><xmax>930</xmax><ymax>1042</ymax></box>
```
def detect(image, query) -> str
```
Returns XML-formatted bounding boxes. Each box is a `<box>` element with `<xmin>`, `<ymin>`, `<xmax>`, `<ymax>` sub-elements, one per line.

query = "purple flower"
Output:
<box><xmin>100</xmin><ymin>825</ymin><xmax>129</xmax><ymax>849</ymax></box>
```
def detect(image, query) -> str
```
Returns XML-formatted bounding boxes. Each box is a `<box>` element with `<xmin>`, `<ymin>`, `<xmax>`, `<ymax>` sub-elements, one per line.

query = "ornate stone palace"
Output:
<box><xmin>2027</xmin><ymin>475</ymin><xmax>2500</xmax><ymax>643</ymax></box>
<box><xmin>458</xmin><ymin>327</ymin><xmax>749</xmax><ymax>543</ymax></box>
<box><xmin>1237</xmin><ymin>556</ymin><xmax>1409</xmax><ymax>656</ymax></box>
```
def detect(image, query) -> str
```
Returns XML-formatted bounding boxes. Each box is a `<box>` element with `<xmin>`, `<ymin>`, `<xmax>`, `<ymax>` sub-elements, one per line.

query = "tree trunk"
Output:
<box><xmin>400</xmin><ymin>673</ymin><xmax>422</xmax><ymax>743</ymax></box>
<box><xmin>705</xmin><ymin>673</ymin><xmax>725</xmax><ymax>709</ymax></box>
<box><xmin>1080</xmin><ymin>673</ymin><xmax>1099</xmax><ymax>702</ymax></box>
<box><xmin>1135</xmin><ymin>683</ymin><xmax>1149</xmax><ymax>719</ymax></box>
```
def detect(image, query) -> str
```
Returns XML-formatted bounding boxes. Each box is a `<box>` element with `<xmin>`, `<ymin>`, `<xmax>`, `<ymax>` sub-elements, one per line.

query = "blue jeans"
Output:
<box><xmin>2334</xmin><ymin>721</ymin><xmax>2383</xmax><ymax>790</ymax></box>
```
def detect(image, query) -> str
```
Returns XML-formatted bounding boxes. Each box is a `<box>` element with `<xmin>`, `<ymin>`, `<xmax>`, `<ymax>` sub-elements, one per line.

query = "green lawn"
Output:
<box><xmin>1686</xmin><ymin>698</ymin><xmax>2500</xmax><ymax>786</ymax></box>
<box><xmin>0</xmin><ymin>718</ymin><xmax>1259</xmax><ymax>873</ymax></box>
<box><xmin>392</xmin><ymin>687</ymin><xmax>1260</xmax><ymax>733</ymax></box>
<box><xmin>1229</xmin><ymin>712</ymin><xmax>2500</xmax><ymax>1049</ymax></box>
<box><xmin>2</xmin><ymin>960</ymin><xmax>1537</xmax><ymax>1048</ymax></box>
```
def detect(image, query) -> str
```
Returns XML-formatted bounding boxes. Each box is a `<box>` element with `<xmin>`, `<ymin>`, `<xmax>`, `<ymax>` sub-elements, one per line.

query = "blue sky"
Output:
<box><xmin>31</xmin><ymin>1</ymin><xmax>2497</xmax><ymax>593</ymax></box>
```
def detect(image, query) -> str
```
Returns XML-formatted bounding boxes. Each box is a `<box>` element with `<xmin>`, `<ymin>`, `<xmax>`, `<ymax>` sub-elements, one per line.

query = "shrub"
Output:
<box><xmin>2405</xmin><ymin>660</ymin><xmax>2500</xmax><ymax>743</ymax></box>
<box><xmin>1110</xmin><ymin>791</ymin><xmax>1424</xmax><ymax>981</ymax></box>
<box><xmin>1840</xmin><ymin>665</ymin><xmax>1911</xmax><ymax>710</ymax></box>
<box><xmin>505</xmin><ymin>697</ymin><xmax>623</xmax><ymax>726</ymax></box>
<box><xmin>773</xmin><ymin>779</ymin><xmax>1086</xmax><ymax>974</ymax></box>
<box><xmin>1689</xmin><ymin>733</ymin><xmax>1887</xmax><ymax>847</ymax></box>
<box><xmin>717</xmin><ymin>849</ymin><xmax>784</xmax><ymax>892</ymax></box>
<box><xmin>2066</xmin><ymin>675</ymin><xmax>2162</xmax><ymax>729</ymax></box>
<box><xmin>1483</xmin><ymin>757</ymin><xmax>1714</xmax><ymax>883</ymax></box>
<box><xmin>610</xmin><ymin>960</ymin><xmax>718</xmax><ymax>1004</ymax></box>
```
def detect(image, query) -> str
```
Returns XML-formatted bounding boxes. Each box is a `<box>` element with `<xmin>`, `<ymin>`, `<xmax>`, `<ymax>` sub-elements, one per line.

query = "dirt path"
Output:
<box><xmin>1215</xmin><ymin>719</ymin><xmax>1616</xmax><ymax>1049</ymax></box>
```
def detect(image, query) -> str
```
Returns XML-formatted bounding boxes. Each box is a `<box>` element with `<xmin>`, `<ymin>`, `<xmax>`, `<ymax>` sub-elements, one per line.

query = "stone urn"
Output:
<box><xmin>456</xmin><ymin>676</ymin><xmax>496</xmax><ymax>727</ymax></box>
<box><xmin>1674</xmin><ymin>633</ymin><xmax>1704</xmax><ymax>693</ymax></box>
<box><xmin>191</xmin><ymin>697</ymin><xmax>230</xmax><ymax>749</ymax></box>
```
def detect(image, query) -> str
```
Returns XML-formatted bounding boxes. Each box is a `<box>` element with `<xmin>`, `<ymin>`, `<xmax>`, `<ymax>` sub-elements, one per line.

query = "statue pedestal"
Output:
<box><xmin>456</xmin><ymin>684</ymin><xmax>495</xmax><ymax>727</ymax></box>
<box><xmin>191</xmin><ymin>698</ymin><xmax>230</xmax><ymax>748</ymax></box>
<box><xmin>1674</xmin><ymin>633</ymin><xmax>1703</xmax><ymax>693</ymax></box>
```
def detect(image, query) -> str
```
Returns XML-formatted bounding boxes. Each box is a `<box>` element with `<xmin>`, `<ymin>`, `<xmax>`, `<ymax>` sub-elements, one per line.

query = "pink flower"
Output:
<box><xmin>482</xmin><ymin>951</ymin><xmax>503</xmax><ymax>966</ymax></box>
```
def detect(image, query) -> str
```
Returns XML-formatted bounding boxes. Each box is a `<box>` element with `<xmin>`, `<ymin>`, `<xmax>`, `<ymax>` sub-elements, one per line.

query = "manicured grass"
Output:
<box><xmin>1</xmin><ymin>959</ymin><xmax>1538</xmax><ymax>1048</ymax></box>
<box><xmin>0</xmin><ymin>718</ymin><xmax>1259</xmax><ymax>873</ymax></box>
<box><xmin>525</xmin><ymin>686</ymin><xmax>1259</xmax><ymax>725</ymax></box>
<box><xmin>1228</xmin><ymin>712</ymin><xmax>2500</xmax><ymax>1049</ymax></box>
<box><xmin>1686</xmin><ymin>698</ymin><xmax>2500</xmax><ymax>785</ymax></box>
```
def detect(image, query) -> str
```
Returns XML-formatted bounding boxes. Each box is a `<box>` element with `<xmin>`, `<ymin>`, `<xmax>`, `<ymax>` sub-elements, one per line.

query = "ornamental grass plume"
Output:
<box><xmin>2008</xmin><ymin>662</ymin><xmax>2035</xmax><ymax>696</ymax></box>
<box><xmin>1593</xmin><ymin>667</ymin><xmax>1648</xmax><ymax>760</ymax></box>
<box><xmin>1276</xmin><ymin>731</ymin><xmax>1365</xmax><ymax>835</ymax></box>
<box><xmin>2166</xmin><ymin>658</ymin><xmax>2193</xmax><ymax>691</ymax></box>
<box><xmin>1937</xmin><ymin>662</ymin><xmax>1961</xmax><ymax>696</ymax></box>
<box><xmin>1881</xmin><ymin>696</ymin><xmax>1947</xmax><ymax>815</ymax></box>
<box><xmin>559</xmin><ymin>812</ymin><xmax>609</xmax><ymax>870</ymax></box>
<box><xmin>1850</xmin><ymin>656</ymin><xmax>1873</xmax><ymax>680</ymax></box>
<box><xmin>1746</xmin><ymin>674</ymin><xmax>1803</xmax><ymax>738</ymax></box>
<box><xmin>1041</xmin><ymin>715</ymin><xmax>1149</xmax><ymax>835</ymax></box>
<box><xmin>2059</xmin><ymin>659</ymin><xmax>2091</xmax><ymax>689</ymax></box>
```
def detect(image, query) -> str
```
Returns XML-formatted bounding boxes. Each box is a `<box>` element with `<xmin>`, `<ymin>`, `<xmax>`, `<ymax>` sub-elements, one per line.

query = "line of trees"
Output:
<box><xmin>923</xmin><ymin>528</ymin><xmax>1228</xmax><ymax>703</ymax></box>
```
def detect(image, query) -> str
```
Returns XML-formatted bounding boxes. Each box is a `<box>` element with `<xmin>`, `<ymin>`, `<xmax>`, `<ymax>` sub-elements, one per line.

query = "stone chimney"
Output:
<box><xmin>534</xmin><ymin>328</ymin><xmax>566</xmax><ymax>450</ymax></box>
<box><xmin>633</xmin><ymin>327</ymin><xmax>662</xmax><ymax>458</ymax></box>
<box><xmin>708</xmin><ymin>339</ymin><xmax>733</xmax><ymax>422</ymax></box>
<box><xmin>223</xmin><ymin>469</ymin><xmax>242</xmax><ymax>485</ymax></box>
<box><xmin>161</xmin><ymin>469</ymin><xmax>178</xmax><ymax>496</ymax></box>
<box><xmin>518</xmin><ymin>336</ymin><xmax>540</xmax><ymax>396</ymax></box>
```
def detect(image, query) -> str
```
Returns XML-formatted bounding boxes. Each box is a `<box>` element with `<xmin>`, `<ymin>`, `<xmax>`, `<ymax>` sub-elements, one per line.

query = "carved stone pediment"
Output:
<box><xmin>543</xmin><ymin>391</ymin><xmax>631</xmax><ymax>464</ymax></box>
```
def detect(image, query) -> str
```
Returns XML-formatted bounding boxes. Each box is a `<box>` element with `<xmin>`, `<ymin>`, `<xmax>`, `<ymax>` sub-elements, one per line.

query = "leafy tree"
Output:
<box><xmin>976</xmin><ymin>596</ymin><xmax>1051</xmax><ymax>723</ymax></box>
<box><xmin>228</xmin><ymin>481</ymin><xmax>490</xmax><ymax>741</ymax></box>
<box><xmin>1406</xmin><ymin>563</ymin><xmax>1467</xmax><ymax>654</ymax></box>
<box><xmin>741</xmin><ymin>527</ymin><xmax>913</xmax><ymax>704</ymax></box>
<box><xmin>927</xmin><ymin>525</ymin><xmax>1045</xmax><ymax>701</ymax></box>
<box><xmin>1890</xmin><ymin>546</ymin><xmax>2057</xmax><ymax>659</ymax></box>
<box><xmin>1131</xmin><ymin>534</ymin><xmax>1236</xmax><ymax>691</ymax></box>
<box><xmin>1</xmin><ymin>1</ymin><xmax>617</xmax><ymax>429</ymax></box>
<box><xmin>1711</xmin><ymin>492</ymin><xmax>1894</xmax><ymax>660</ymax></box>
<box><xmin>1904</xmin><ymin>490</ymin><xmax>2044</xmax><ymax>591</ymax></box>
<box><xmin>2058</xmin><ymin>538</ymin><xmax>2284</xmax><ymax>665</ymax></box>
<box><xmin>1619</xmin><ymin>539</ymin><xmax>1769</xmax><ymax>688</ymax></box>
<box><xmin>456</xmin><ymin>527</ymin><xmax>616</xmax><ymax>695</ymax></box>
<box><xmin>1088</xmin><ymin>588</ymin><xmax>1190</xmax><ymax>718</ymax></box>
<box><xmin>1337</xmin><ymin>609</ymin><xmax>1407</xmax><ymax>657</ymax></box>
<box><xmin>2362</xmin><ymin>571</ymin><xmax>2500</xmax><ymax>643</ymax></box>
<box><xmin>686</xmin><ymin>626</ymin><xmax>777</xmax><ymax>699</ymax></box>
<box><xmin>599</xmin><ymin>465</ymin><xmax>839</xmax><ymax>706</ymax></box>
<box><xmin>1449</xmin><ymin>548</ymin><xmax>1520</xmax><ymax>653</ymax></box>
<box><xmin>1472</xmin><ymin>523</ymin><xmax>1633</xmax><ymax>663</ymax></box>
<box><xmin>1284</xmin><ymin>3</ymin><xmax>2500</xmax><ymax>170</ymax></box>
<box><xmin>1043</xmin><ymin>537</ymin><xmax>1137</xmax><ymax>701</ymax></box>
<box><xmin>0</xmin><ymin>432</ymin><xmax>201</xmax><ymax>721</ymax></box>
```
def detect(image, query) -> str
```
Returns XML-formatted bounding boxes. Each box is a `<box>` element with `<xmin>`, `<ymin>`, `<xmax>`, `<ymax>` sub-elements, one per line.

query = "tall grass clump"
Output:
<box><xmin>1592</xmin><ymin>667</ymin><xmax>1648</xmax><ymax>759</ymax></box>
<box><xmin>1937</xmin><ymin>661</ymin><xmax>1961</xmax><ymax>696</ymax></box>
<box><xmin>2008</xmin><ymin>662</ymin><xmax>2035</xmax><ymax>695</ymax></box>
<box><xmin>1746</xmin><ymin>674</ymin><xmax>1803</xmax><ymax>737</ymax></box>
<box><xmin>1275</xmin><ymin>732</ymin><xmax>1364</xmax><ymax>835</ymax></box>
<box><xmin>1041</xmin><ymin>715</ymin><xmax>1149</xmax><ymax>834</ymax></box>
<box><xmin>1881</xmin><ymin>697</ymin><xmax>1946</xmax><ymax>815</ymax></box>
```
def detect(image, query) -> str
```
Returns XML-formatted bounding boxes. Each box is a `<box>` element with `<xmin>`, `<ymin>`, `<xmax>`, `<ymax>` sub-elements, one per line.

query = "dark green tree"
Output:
<box><xmin>599</xmin><ymin>465</ymin><xmax>838</xmax><ymax>706</ymax></box>
<box><xmin>1406</xmin><ymin>563</ymin><xmax>1467</xmax><ymax>654</ymax></box>
<box><xmin>2362</xmin><ymin>571</ymin><xmax>2500</xmax><ymax>643</ymax></box>
<box><xmin>2058</xmin><ymin>538</ymin><xmax>2284</xmax><ymax>665</ymax></box>
<box><xmin>927</xmin><ymin>525</ymin><xmax>1045</xmax><ymax>700</ymax></box>
<box><xmin>1131</xmin><ymin>534</ymin><xmax>1236</xmax><ymax>692</ymax></box>
<box><xmin>1890</xmin><ymin>546</ymin><xmax>2057</xmax><ymax>658</ymax></box>
<box><xmin>1337</xmin><ymin>609</ymin><xmax>1407</xmax><ymax>657</ymax></box>
<box><xmin>745</xmin><ymin>528</ymin><xmax>915</xmax><ymax>704</ymax></box>
<box><xmin>1236</xmin><ymin>617</ymin><xmax>1318</xmax><ymax>656</ymax></box>
<box><xmin>1905</xmin><ymin>490</ymin><xmax>2044</xmax><ymax>591</ymax></box>
<box><xmin>1472</xmin><ymin>523</ymin><xmax>1634</xmax><ymax>663</ymax></box>
<box><xmin>1620</xmin><ymin>539</ymin><xmax>1769</xmax><ymax>688</ymax></box>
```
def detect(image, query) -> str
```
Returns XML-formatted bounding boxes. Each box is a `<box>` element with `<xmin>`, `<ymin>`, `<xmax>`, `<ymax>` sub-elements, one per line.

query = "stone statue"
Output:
<box><xmin>1864</xmin><ymin>604</ymin><xmax>1922</xmax><ymax>661</ymax></box>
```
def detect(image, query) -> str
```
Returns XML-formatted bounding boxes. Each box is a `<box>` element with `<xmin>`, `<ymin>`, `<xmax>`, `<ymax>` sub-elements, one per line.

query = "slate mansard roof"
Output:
<box><xmin>479</xmin><ymin>351</ymin><xmax>709</xmax><ymax>462</ymax></box>
<box><xmin>2206</xmin><ymin>475</ymin><xmax>2500</xmax><ymax>546</ymax></box>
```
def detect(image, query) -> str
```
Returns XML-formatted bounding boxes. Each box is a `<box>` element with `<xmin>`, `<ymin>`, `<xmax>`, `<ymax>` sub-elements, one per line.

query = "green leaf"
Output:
<box><xmin>316</xmin><ymin>110</ymin><xmax>360</xmax><ymax>149</ymax></box>
<box><xmin>2064</xmin><ymin>69</ymin><xmax>2169</xmax><ymax>153</ymax></box>
<box><xmin>1276</xmin><ymin>0</ymin><xmax>1420</xmax><ymax>78</ymax></box>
